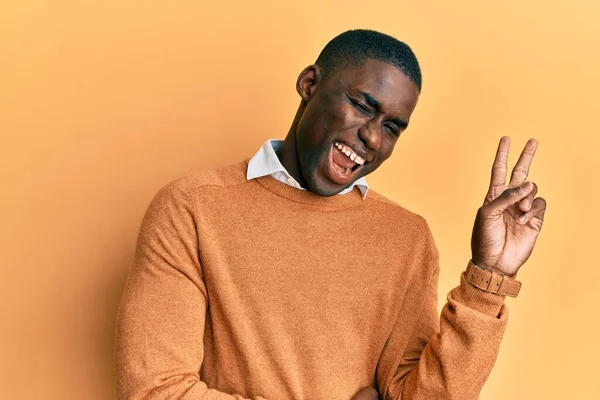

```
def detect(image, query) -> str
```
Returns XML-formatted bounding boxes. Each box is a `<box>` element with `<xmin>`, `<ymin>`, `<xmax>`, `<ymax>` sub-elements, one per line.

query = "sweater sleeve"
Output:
<box><xmin>115</xmin><ymin>179</ymin><xmax>267</xmax><ymax>400</ymax></box>
<box><xmin>376</xmin><ymin>225</ymin><xmax>508</xmax><ymax>400</ymax></box>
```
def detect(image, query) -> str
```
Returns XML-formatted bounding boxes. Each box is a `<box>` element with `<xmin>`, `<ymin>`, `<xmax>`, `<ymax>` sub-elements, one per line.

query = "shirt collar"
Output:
<box><xmin>247</xmin><ymin>139</ymin><xmax>369</xmax><ymax>199</ymax></box>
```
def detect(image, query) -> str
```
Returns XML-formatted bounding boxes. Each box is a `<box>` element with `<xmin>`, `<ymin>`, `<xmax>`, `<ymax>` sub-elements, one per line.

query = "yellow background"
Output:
<box><xmin>1</xmin><ymin>1</ymin><xmax>598</xmax><ymax>399</ymax></box>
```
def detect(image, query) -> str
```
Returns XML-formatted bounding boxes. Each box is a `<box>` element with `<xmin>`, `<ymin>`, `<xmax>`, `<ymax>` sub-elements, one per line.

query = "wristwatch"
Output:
<box><xmin>464</xmin><ymin>260</ymin><xmax>522</xmax><ymax>298</ymax></box>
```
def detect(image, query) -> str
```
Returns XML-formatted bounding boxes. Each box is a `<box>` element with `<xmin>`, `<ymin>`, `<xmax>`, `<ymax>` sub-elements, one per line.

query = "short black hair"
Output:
<box><xmin>315</xmin><ymin>29</ymin><xmax>422</xmax><ymax>92</ymax></box>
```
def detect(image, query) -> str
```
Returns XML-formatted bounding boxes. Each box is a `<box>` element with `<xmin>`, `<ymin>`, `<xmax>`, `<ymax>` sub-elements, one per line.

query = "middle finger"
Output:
<box><xmin>509</xmin><ymin>139</ymin><xmax>539</xmax><ymax>187</ymax></box>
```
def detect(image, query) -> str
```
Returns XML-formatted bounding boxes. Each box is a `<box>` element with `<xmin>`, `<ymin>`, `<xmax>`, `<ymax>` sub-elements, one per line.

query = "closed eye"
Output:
<box><xmin>348</xmin><ymin>96</ymin><xmax>373</xmax><ymax>116</ymax></box>
<box><xmin>384</xmin><ymin>123</ymin><xmax>400</xmax><ymax>136</ymax></box>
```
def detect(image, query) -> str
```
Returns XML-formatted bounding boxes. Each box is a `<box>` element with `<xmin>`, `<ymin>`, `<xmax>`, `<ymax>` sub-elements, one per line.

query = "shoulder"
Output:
<box><xmin>366</xmin><ymin>189</ymin><xmax>439</xmax><ymax>273</ymax></box>
<box><xmin>149</xmin><ymin>160</ymin><xmax>249</xmax><ymax>208</ymax></box>
<box><xmin>364</xmin><ymin>189</ymin><xmax>439</xmax><ymax>277</ymax></box>
<box><xmin>158</xmin><ymin>159</ymin><xmax>248</xmax><ymax>194</ymax></box>
<box><xmin>365</xmin><ymin>188</ymin><xmax>432</xmax><ymax>234</ymax></box>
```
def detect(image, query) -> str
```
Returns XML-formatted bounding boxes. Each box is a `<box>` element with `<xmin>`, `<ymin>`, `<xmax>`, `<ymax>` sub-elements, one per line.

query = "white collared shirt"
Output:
<box><xmin>247</xmin><ymin>139</ymin><xmax>369</xmax><ymax>199</ymax></box>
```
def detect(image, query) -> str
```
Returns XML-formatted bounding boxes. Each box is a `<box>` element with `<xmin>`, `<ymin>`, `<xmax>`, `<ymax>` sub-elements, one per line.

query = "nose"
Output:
<box><xmin>358</xmin><ymin>120</ymin><xmax>382</xmax><ymax>151</ymax></box>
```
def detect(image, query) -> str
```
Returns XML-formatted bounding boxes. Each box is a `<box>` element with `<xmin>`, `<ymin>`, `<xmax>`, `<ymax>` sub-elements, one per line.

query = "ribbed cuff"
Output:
<box><xmin>452</xmin><ymin>273</ymin><xmax>507</xmax><ymax>317</ymax></box>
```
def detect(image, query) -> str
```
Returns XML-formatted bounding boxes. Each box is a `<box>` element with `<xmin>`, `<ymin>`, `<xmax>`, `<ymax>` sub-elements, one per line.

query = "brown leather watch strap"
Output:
<box><xmin>464</xmin><ymin>260</ymin><xmax>522</xmax><ymax>297</ymax></box>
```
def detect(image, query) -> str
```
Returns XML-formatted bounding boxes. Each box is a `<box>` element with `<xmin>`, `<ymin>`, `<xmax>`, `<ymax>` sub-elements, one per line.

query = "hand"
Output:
<box><xmin>350</xmin><ymin>386</ymin><xmax>380</xmax><ymax>400</ymax></box>
<box><xmin>471</xmin><ymin>137</ymin><xmax>547</xmax><ymax>276</ymax></box>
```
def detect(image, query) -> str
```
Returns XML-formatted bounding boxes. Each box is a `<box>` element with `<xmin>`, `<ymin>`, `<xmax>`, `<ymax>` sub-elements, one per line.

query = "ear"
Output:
<box><xmin>296</xmin><ymin>65</ymin><xmax>322</xmax><ymax>102</ymax></box>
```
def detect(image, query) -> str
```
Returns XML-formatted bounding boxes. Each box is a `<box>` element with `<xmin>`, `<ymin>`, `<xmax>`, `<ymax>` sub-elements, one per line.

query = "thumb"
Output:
<box><xmin>490</xmin><ymin>181</ymin><xmax>534</xmax><ymax>212</ymax></box>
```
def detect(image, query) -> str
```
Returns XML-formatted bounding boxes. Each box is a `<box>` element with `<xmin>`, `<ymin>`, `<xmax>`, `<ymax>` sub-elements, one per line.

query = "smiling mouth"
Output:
<box><xmin>326</xmin><ymin>142</ymin><xmax>367</xmax><ymax>184</ymax></box>
<box><xmin>333</xmin><ymin>142</ymin><xmax>365</xmax><ymax>175</ymax></box>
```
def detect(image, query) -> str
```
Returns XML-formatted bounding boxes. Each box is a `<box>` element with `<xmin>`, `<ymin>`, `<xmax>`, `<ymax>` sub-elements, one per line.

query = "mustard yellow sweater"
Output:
<box><xmin>116</xmin><ymin>159</ymin><xmax>508</xmax><ymax>400</ymax></box>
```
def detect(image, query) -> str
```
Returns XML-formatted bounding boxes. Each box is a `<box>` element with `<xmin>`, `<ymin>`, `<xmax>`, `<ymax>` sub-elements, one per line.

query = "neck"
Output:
<box><xmin>275</xmin><ymin>101</ymin><xmax>309</xmax><ymax>189</ymax></box>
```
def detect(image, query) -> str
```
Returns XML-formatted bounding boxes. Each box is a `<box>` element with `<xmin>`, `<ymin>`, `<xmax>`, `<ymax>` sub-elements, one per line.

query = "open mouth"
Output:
<box><xmin>325</xmin><ymin>142</ymin><xmax>366</xmax><ymax>185</ymax></box>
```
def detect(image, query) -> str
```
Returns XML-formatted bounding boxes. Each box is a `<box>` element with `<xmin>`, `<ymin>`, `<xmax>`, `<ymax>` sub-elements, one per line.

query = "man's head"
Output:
<box><xmin>282</xmin><ymin>29</ymin><xmax>421</xmax><ymax>197</ymax></box>
<box><xmin>315</xmin><ymin>29</ymin><xmax>422</xmax><ymax>92</ymax></box>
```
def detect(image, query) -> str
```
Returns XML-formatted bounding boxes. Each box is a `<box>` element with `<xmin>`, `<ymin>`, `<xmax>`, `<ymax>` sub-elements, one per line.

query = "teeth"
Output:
<box><xmin>334</xmin><ymin>142</ymin><xmax>365</xmax><ymax>165</ymax></box>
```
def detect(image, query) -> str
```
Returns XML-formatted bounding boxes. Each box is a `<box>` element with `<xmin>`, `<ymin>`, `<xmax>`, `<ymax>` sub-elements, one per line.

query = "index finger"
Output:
<box><xmin>509</xmin><ymin>139</ymin><xmax>539</xmax><ymax>187</ymax></box>
<box><xmin>487</xmin><ymin>136</ymin><xmax>511</xmax><ymax>199</ymax></box>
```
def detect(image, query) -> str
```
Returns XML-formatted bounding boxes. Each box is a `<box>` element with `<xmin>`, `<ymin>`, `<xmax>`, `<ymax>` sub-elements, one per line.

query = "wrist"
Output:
<box><xmin>484</xmin><ymin>266</ymin><xmax>517</xmax><ymax>278</ymax></box>
<box><xmin>471</xmin><ymin>258</ymin><xmax>517</xmax><ymax>278</ymax></box>
<box><xmin>464</xmin><ymin>260</ymin><xmax>522</xmax><ymax>297</ymax></box>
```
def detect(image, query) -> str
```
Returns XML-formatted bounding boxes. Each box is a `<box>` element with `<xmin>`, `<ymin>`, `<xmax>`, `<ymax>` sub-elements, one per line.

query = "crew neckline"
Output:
<box><xmin>245</xmin><ymin>159</ymin><xmax>365</xmax><ymax>209</ymax></box>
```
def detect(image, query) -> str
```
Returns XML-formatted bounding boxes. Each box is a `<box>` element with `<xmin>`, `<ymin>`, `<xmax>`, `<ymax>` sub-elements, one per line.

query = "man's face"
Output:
<box><xmin>295</xmin><ymin>58</ymin><xmax>420</xmax><ymax>196</ymax></box>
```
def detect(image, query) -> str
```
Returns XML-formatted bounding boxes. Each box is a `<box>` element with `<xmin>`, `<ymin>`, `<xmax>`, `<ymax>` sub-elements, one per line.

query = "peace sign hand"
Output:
<box><xmin>471</xmin><ymin>137</ymin><xmax>547</xmax><ymax>277</ymax></box>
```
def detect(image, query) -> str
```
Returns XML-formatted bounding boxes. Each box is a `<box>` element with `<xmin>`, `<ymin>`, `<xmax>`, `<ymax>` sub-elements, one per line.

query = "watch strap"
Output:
<box><xmin>464</xmin><ymin>260</ymin><xmax>521</xmax><ymax>298</ymax></box>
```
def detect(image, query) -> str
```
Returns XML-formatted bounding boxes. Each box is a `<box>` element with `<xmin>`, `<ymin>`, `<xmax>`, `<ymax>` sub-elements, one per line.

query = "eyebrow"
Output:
<box><xmin>360</xmin><ymin>91</ymin><xmax>409</xmax><ymax>129</ymax></box>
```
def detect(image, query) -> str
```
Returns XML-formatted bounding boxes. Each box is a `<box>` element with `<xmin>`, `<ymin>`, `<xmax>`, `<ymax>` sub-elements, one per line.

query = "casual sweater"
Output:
<box><xmin>115</xmin><ymin>159</ymin><xmax>508</xmax><ymax>400</ymax></box>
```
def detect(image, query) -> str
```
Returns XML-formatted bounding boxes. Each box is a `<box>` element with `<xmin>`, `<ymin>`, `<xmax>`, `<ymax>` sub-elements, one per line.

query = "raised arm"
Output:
<box><xmin>377</xmin><ymin>137</ymin><xmax>547</xmax><ymax>399</ymax></box>
<box><xmin>115</xmin><ymin>179</ymin><xmax>266</xmax><ymax>400</ymax></box>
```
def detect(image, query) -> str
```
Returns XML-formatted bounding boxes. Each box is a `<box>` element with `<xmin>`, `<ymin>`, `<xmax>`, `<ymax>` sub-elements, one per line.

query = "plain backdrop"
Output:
<box><xmin>1</xmin><ymin>1</ymin><xmax>598</xmax><ymax>399</ymax></box>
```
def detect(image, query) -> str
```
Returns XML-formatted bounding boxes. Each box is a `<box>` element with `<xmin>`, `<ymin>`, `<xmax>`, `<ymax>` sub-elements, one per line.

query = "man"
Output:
<box><xmin>116</xmin><ymin>29</ymin><xmax>546</xmax><ymax>399</ymax></box>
